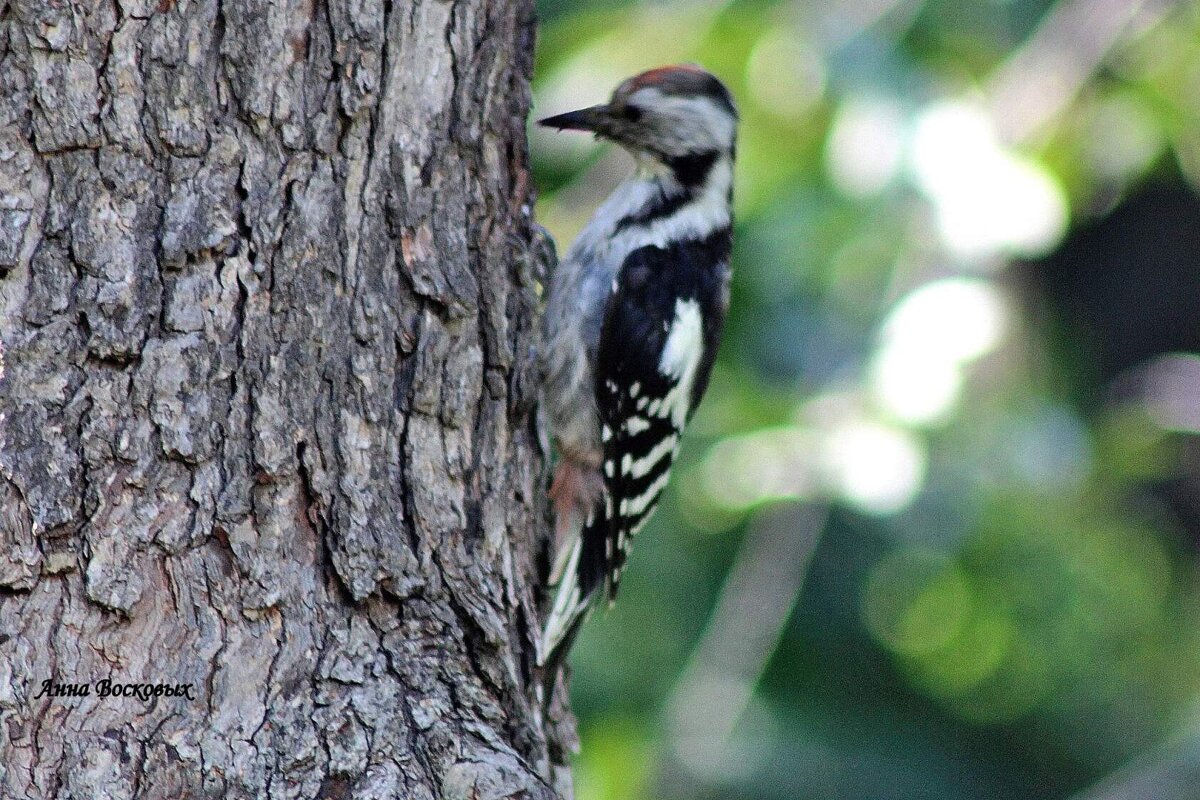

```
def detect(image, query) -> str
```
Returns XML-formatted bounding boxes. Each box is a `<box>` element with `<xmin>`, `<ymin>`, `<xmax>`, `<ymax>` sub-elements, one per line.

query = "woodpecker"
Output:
<box><xmin>537</xmin><ymin>65</ymin><xmax>737</xmax><ymax>667</ymax></box>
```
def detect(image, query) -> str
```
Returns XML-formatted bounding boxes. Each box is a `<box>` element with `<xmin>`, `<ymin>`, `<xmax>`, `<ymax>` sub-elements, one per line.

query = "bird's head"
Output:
<box><xmin>540</xmin><ymin>65</ymin><xmax>738</xmax><ymax>181</ymax></box>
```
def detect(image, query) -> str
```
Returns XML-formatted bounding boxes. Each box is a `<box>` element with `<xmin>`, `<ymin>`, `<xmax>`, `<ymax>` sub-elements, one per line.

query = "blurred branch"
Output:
<box><xmin>1070</xmin><ymin>721</ymin><xmax>1200</xmax><ymax>800</ymax></box>
<box><xmin>805</xmin><ymin>0</ymin><xmax>921</xmax><ymax>51</ymax></box>
<box><xmin>661</xmin><ymin>502</ymin><xmax>829</xmax><ymax>786</ymax></box>
<box><xmin>987</xmin><ymin>0</ymin><xmax>1176</xmax><ymax>144</ymax></box>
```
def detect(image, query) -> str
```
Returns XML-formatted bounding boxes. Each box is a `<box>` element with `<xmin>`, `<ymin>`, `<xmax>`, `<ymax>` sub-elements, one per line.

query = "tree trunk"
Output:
<box><xmin>0</xmin><ymin>0</ymin><xmax>569</xmax><ymax>797</ymax></box>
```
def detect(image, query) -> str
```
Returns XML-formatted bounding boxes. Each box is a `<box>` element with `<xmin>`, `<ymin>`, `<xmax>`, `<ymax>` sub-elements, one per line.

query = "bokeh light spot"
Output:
<box><xmin>863</xmin><ymin>549</ymin><xmax>970</xmax><ymax>657</ymax></box>
<box><xmin>1086</xmin><ymin>92</ymin><xmax>1165</xmax><ymax>182</ymax></box>
<box><xmin>910</xmin><ymin>101</ymin><xmax>1068</xmax><ymax>259</ymax></box>
<box><xmin>1142</xmin><ymin>352</ymin><xmax>1200</xmax><ymax>433</ymax></box>
<box><xmin>946</xmin><ymin>633</ymin><xmax>1054</xmax><ymax>724</ymax></box>
<box><xmin>823</xmin><ymin>420</ymin><xmax>926</xmax><ymax>514</ymax></box>
<box><xmin>701</xmin><ymin>426</ymin><xmax>820</xmax><ymax>511</ymax></box>
<box><xmin>909</xmin><ymin>602</ymin><xmax>1014</xmax><ymax>696</ymax></box>
<box><xmin>825</xmin><ymin>96</ymin><xmax>905</xmax><ymax>198</ymax></box>
<box><xmin>870</xmin><ymin>278</ymin><xmax>1008</xmax><ymax>425</ymax></box>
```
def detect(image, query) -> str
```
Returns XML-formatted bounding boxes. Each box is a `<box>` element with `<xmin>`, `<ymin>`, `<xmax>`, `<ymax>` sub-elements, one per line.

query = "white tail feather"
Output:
<box><xmin>548</xmin><ymin>527</ymin><xmax>577</xmax><ymax>586</ymax></box>
<box><xmin>539</xmin><ymin>534</ymin><xmax>589</xmax><ymax>665</ymax></box>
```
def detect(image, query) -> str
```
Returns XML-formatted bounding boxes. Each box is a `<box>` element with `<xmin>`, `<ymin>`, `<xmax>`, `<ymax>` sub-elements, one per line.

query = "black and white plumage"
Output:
<box><xmin>537</xmin><ymin>65</ymin><xmax>737</xmax><ymax>667</ymax></box>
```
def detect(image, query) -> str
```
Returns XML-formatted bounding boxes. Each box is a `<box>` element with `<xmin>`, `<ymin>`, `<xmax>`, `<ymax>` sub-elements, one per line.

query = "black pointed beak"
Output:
<box><xmin>538</xmin><ymin>104</ymin><xmax>612</xmax><ymax>132</ymax></box>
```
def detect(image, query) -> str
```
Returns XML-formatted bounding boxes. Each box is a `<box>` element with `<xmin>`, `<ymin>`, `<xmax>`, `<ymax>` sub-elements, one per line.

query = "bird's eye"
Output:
<box><xmin>623</xmin><ymin>105</ymin><xmax>642</xmax><ymax>122</ymax></box>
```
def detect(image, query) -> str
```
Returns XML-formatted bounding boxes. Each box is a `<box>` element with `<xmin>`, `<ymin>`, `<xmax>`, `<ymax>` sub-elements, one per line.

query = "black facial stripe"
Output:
<box><xmin>664</xmin><ymin>150</ymin><xmax>719</xmax><ymax>189</ymax></box>
<box><xmin>614</xmin><ymin>184</ymin><xmax>695</xmax><ymax>232</ymax></box>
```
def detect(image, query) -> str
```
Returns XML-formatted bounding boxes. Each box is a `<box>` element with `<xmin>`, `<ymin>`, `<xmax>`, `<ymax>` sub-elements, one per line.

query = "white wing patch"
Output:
<box><xmin>658</xmin><ymin>298</ymin><xmax>705</xmax><ymax>428</ymax></box>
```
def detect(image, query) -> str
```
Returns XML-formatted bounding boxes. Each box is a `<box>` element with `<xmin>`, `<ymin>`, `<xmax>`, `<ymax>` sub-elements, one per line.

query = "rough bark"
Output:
<box><xmin>0</xmin><ymin>0</ymin><xmax>569</xmax><ymax>797</ymax></box>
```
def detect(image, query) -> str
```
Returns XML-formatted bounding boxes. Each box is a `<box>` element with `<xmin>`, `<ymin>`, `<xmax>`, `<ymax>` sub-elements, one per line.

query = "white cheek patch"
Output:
<box><xmin>631</xmin><ymin>88</ymin><xmax>736</xmax><ymax>153</ymax></box>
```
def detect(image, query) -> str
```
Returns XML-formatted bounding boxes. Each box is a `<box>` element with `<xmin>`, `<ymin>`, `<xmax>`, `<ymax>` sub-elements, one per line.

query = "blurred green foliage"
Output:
<box><xmin>530</xmin><ymin>2</ymin><xmax>1200</xmax><ymax>798</ymax></box>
